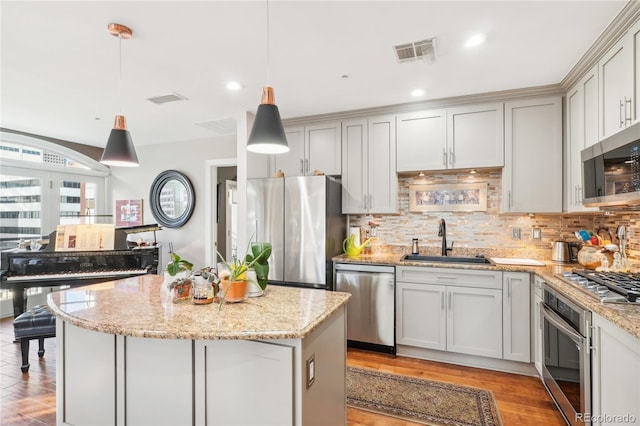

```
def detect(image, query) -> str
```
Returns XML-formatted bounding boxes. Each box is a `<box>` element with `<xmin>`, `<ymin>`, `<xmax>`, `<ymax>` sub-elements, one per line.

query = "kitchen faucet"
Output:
<box><xmin>438</xmin><ymin>218</ymin><xmax>454</xmax><ymax>256</ymax></box>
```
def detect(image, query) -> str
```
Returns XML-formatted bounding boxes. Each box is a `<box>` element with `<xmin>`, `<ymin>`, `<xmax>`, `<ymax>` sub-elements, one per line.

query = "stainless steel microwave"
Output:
<box><xmin>582</xmin><ymin>122</ymin><xmax>640</xmax><ymax>207</ymax></box>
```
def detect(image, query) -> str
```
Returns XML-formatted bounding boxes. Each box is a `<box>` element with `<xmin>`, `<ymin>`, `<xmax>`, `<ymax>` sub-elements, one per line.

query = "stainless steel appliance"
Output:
<box><xmin>551</xmin><ymin>241</ymin><xmax>581</xmax><ymax>263</ymax></box>
<box><xmin>334</xmin><ymin>263</ymin><xmax>395</xmax><ymax>354</ymax></box>
<box><xmin>559</xmin><ymin>270</ymin><xmax>640</xmax><ymax>304</ymax></box>
<box><xmin>582</xmin><ymin>121</ymin><xmax>640</xmax><ymax>207</ymax></box>
<box><xmin>541</xmin><ymin>285</ymin><xmax>592</xmax><ymax>426</ymax></box>
<box><xmin>246</xmin><ymin>175</ymin><xmax>344</xmax><ymax>289</ymax></box>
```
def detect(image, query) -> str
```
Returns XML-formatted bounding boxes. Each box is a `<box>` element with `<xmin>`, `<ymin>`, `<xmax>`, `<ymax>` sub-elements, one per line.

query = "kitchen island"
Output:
<box><xmin>47</xmin><ymin>275</ymin><xmax>350</xmax><ymax>426</ymax></box>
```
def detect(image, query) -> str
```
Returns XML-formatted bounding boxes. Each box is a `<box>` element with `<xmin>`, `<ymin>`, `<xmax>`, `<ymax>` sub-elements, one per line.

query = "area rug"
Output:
<box><xmin>346</xmin><ymin>366</ymin><xmax>502</xmax><ymax>426</ymax></box>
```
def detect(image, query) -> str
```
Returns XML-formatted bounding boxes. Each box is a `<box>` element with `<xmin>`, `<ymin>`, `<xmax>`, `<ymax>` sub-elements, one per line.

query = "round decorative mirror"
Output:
<box><xmin>149</xmin><ymin>170</ymin><xmax>196</xmax><ymax>228</ymax></box>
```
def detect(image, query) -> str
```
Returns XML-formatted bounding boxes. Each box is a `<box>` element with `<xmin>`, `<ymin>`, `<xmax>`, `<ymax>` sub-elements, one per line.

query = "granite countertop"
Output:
<box><xmin>334</xmin><ymin>253</ymin><xmax>640</xmax><ymax>340</ymax></box>
<box><xmin>47</xmin><ymin>275</ymin><xmax>351</xmax><ymax>341</ymax></box>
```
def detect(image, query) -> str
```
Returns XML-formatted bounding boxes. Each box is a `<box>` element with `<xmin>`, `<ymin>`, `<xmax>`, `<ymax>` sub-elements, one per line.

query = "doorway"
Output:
<box><xmin>205</xmin><ymin>159</ymin><xmax>237</xmax><ymax>267</ymax></box>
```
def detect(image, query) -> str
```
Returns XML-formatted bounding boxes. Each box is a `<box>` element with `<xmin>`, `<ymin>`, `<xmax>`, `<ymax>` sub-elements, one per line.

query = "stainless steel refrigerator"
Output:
<box><xmin>247</xmin><ymin>175</ymin><xmax>344</xmax><ymax>289</ymax></box>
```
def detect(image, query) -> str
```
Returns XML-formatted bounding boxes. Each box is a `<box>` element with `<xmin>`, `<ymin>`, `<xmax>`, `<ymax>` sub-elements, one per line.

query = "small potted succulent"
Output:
<box><xmin>165</xmin><ymin>252</ymin><xmax>194</xmax><ymax>303</ymax></box>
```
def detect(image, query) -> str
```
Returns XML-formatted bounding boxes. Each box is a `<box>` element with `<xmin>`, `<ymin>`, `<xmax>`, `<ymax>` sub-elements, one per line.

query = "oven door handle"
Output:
<box><xmin>541</xmin><ymin>303</ymin><xmax>584</xmax><ymax>345</ymax></box>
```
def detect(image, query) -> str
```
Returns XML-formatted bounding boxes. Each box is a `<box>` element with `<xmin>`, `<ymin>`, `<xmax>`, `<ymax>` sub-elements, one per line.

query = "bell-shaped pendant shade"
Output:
<box><xmin>247</xmin><ymin>86</ymin><xmax>289</xmax><ymax>154</ymax></box>
<box><xmin>100</xmin><ymin>115</ymin><xmax>139</xmax><ymax>167</ymax></box>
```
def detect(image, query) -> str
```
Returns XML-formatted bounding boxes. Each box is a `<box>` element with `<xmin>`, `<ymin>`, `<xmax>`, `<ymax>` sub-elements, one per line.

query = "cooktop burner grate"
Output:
<box><xmin>572</xmin><ymin>270</ymin><xmax>640</xmax><ymax>302</ymax></box>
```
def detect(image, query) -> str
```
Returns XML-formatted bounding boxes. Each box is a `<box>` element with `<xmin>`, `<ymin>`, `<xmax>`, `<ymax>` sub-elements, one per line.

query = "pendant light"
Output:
<box><xmin>247</xmin><ymin>1</ymin><xmax>289</xmax><ymax>154</ymax></box>
<box><xmin>100</xmin><ymin>23</ymin><xmax>140</xmax><ymax>167</ymax></box>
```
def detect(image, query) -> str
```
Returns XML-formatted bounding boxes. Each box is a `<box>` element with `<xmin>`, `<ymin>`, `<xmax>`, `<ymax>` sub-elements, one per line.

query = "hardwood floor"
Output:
<box><xmin>0</xmin><ymin>317</ymin><xmax>565</xmax><ymax>425</ymax></box>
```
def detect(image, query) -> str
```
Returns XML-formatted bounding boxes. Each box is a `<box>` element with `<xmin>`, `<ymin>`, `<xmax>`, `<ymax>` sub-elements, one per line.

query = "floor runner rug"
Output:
<box><xmin>346</xmin><ymin>366</ymin><xmax>503</xmax><ymax>426</ymax></box>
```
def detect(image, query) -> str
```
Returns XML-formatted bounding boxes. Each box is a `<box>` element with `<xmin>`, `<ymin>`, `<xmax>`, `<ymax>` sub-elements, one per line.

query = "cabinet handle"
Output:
<box><xmin>449</xmin><ymin>148</ymin><xmax>455</xmax><ymax>166</ymax></box>
<box><xmin>443</xmin><ymin>148</ymin><xmax>447</xmax><ymax>167</ymax></box>
<box><xmin>620</xmin><ymin>99</ymin><xmax>625</xmax><ymax>128</ymax></box>
<box><xmin>368</xmin><ymin>193</ymin><xmax>373</xmax><ymax>210</ymax></box>
<box><xmin>625</xmin><ymin>97</ymin><xmax>633</xmax><ymax>124</ymax></box>
<box><xmin>508</xmin><ymin>190</ymin><xmax>512</xmax><ymax>208</ymax></box>
<box><xmin>507</xmin><ymin>279</ymin><xmax>511</xmax><ymax>298</ymax></box>
<box><xmin>441</xmin><ymin>292</ymin><xmax>445</xmax><ymax>310</ymax></box>
<box><xmin>300</xmin><ymin>159</ymin><xmax>304</xmax><ymax>174</ymax></box>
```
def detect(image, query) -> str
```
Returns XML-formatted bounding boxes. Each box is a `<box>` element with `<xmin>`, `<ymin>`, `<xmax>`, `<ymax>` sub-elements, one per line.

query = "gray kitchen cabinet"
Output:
<box><xmin>396</xmin><ymin>103</ymin><xmax>503</xmax><ymax>172</ymax></box>
<box><xmin>591</xmin><ymin>312</ymin><xmax>640</xmax><ymax>426</ymax></box>
<box><xmin>502</xmin><ymin>96</ymin><xmax>562</xmax><ymax>213</ymax></box>
<box><xmin>272</xmin><ymin>121</ymin><xmax>341</xmax><ymax>177</ymax></box>
<box><xmin>396</xmin><ymin>266</ymin><xmax>503</xmax><ymax>359</ymax></box>
<box><xmin>565</xmin><ymin>66</ymin><xmax>599</xmax><ymax>213</ymax></box>
<box><xmin>532</xmin><ymin>276</ymin><xmax>544</xmax><ymax>375</ymax></box>
<box><xmin>396</xmin><ymin>109</ymin><xmax>446</xmax><ymax>172</ymax></box>
<box><xmin>599</xmin><ymin>37</ymin><xmax>632</xmax><ymax>140</ymax></box>
<box><xmin>342</xmin><ymin>115</ymin><xmax>397</xmax><ymax>214</ymax></box>
<box><xmin>503</xmin><ymin>272</ymin><xmax>530</xmax><ymax>363</ymax></box>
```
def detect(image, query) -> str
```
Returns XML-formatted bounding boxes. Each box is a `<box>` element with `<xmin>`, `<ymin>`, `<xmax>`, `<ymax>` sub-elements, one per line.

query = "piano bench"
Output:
<box><xmin>13</xmin><ymin>305</ymin><xmax>56</xmax><ymax>373</ymax></box>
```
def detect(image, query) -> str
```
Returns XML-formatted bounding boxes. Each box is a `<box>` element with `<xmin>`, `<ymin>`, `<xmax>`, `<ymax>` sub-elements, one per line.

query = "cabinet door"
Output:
<box><xmin>368</xmin><ymin>114</ymin><xmax>397</xmax><ymax>214</ymax></box>
<box><xmin>533</xmin><ymin>277</ymin><xmax>544</xmax><ymax>375</ymax></box>
<box><xmin>599</xmin><ymin>37</ymin><xmax>632</xmax><ymax>140</ymax></box>
<box><xmin>503</xmin><ymin>96</ymin><xmax>562</xmax><ymax>213</ymax></box>
<box><xmin>447</xmin><ymin>103</ymin><xmax>504</xmax><ymax>169</ymax></box>
<box><xmin>396</xmin><ymin>282</ymin><xmax>446</xmax><ymax>350</ymax></box>
<box><xmin>396</xmin><ymin>109</ymin><xmax>446</xmax><ymax>172</ymax></box>
<box><xmin>446</xmin><ymin>286</ymin><xmax>503</xmax><ymax>359</ymax></box>
<box><xmin>631</xmin><ymin>20</ymin><xmax>640</xmax><ymax>124</ymax></box>
<box><xmin>274</xmin><ymin>126</ymin><xmax>305</xmax><ymax>177</ymax></box>
<box><xmin>591</xmin><ymin>313</ymin><xmax>640</xmax><ymax>426</ymax></box>
<box><xmin>306</xmin><ymin>121</ymin><xmax>341</xmax><ymax>176</ymax></box>
<box><xmin>341</xmin><ymin>119</ymin><xmax>368</xmax><ymax>214</ymax></box>
<box><xmin>503</xmin><ymin>272</ymin><xmax>530</xmax><ymax>362</ymax></box>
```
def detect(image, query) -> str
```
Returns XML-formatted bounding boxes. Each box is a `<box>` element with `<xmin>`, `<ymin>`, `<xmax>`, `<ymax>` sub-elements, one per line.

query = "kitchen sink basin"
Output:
<box><xmin>401</xmin><ymin>254</ymin><xmax>491</xmax><ymax>264</ymax></box>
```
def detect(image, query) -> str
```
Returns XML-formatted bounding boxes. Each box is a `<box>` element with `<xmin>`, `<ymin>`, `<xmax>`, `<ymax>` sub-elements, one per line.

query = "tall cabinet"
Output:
<box><xmin>502</xmin><ymin>96</ymin><xmax>563</xmax><ymax>213</ymax></box>
<box><xmin>341</xmin><ymin>115</ymin><xmax>397</xmax><ymax>214</ymax></box>
<box><xmin>565</xmin><ymin>65</ymin><xmax>599</xmax><ymax>212</ymax></box>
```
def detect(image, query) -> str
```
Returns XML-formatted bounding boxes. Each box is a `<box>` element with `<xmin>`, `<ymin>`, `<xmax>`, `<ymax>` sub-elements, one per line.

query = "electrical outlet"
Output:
<box><xmin>512</xmin><ymin>227</ymin><xmax>521</xmax><ymax>240</ymax></box>
<box><xmin>532</xmin><ymin>228</ymin><xmax>542</xmax><ymax>240</ymax></box>
<box><xmin>306</xmin><ymin>355</ymin><xmax>315</xmax><ymax>388</ymax></box>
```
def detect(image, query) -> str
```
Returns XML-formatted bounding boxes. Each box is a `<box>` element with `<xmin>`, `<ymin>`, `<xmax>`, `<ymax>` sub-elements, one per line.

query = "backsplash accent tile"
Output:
<box><xmin>348</xmin><ymin>169</ymin><xmax>640</xmax><ymax>262</ymax></box>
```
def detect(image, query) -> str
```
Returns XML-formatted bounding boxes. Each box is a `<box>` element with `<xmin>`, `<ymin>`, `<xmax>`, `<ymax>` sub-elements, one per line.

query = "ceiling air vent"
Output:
<box><xmin>195</xmin><ymin>118</ymin><xmax>237</xmax><ymax>135</ymax></box>
<box><xmin>393</xmin><ymin>38</ymin><xmax>437</xmax><ymax>64</ymax></box>
<box><xmin>147</xmin><ymin>92</ymin><xmax>188</xmax><ymax>105</ymax></box>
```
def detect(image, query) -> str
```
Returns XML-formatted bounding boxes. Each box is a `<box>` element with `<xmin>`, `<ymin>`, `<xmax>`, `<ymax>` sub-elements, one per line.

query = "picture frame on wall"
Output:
<box><xmin>115</xmin><ymin>199</ymin><xmax>143</xmax><ymax>227</ymax></box>
<box><xmin>409</xmin><ymin>183</ymin><xmax>488</xmax><ymax>212</ymax></box>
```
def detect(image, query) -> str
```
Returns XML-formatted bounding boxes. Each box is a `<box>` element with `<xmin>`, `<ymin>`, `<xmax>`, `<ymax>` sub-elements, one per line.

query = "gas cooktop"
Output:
<box><xmin>559</xmin><ymin>270</ymin><xmax>640</xmax><ymax>304</ymax></box>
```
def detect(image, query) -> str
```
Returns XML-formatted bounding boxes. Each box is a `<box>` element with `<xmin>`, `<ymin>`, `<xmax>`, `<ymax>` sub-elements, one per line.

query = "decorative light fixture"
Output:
<box><xmin>246</xmin><ymin>1</ymin><xmax>289</xmax><ymax>154</ymax></box>
<box><xmin>100</xmin><ymin>23</ymin><xmax>139</xmax><ymax>167</ymax></box>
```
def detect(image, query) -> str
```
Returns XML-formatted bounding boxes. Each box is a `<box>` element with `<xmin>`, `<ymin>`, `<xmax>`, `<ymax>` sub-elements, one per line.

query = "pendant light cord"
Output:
<box><xmin>118</xmin><ymin>33</ymin><xmax>123</xmax><ymax>114</ymax></box>
<box><xmin>266</xmin><ymin>0</ymin><xmax>270</xmax><ymax>85</ymax></box>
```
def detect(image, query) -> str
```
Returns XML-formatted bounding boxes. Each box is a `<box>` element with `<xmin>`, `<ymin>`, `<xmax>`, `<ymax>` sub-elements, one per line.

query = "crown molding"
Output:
<box><xmin>562</xmin><ymin>0</ymin><xmax>640</xmax><ymax>90</ymax></box>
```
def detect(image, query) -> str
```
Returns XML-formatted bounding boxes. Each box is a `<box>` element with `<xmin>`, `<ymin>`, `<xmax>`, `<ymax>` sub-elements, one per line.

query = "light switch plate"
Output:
<box><xmin>532</xmin><ymin>228</ymin><xmax>542</xmax><ymax>240</ymax></box>
<box><xmin>512</xmin><ymin>227</ymin><xmax>521</xmax><ymax>240</ymax></box>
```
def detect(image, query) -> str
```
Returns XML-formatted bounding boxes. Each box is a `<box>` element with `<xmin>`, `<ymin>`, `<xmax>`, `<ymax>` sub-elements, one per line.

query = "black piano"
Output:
<box><xmin>0</xmin><ymin>224</ymin><xmax>161</xmax><ymax>318</ymax></box>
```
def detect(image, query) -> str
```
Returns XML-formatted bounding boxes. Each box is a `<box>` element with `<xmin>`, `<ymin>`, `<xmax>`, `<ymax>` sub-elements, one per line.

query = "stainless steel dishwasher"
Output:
<box><xmin>334</xmin><ymin>263</ymin><xmax>395</xmax><ymax>354</ymax></box>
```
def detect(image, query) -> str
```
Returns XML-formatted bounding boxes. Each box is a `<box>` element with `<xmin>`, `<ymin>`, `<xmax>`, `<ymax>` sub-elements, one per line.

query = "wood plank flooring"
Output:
<box><xmin>0</xmin><ymin>317</ymin><xmax>566</xmax><ymax>425</ymax></box>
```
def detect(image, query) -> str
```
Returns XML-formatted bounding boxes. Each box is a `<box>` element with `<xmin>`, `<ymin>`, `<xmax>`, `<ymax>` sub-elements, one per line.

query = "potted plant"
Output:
<box><xmin>165</xmin><ymin>252</ymin><xmax>194</xmax><ymax>303</ymax></box>
<box><xmin>217</xmin><ymin>242</ymin><xmax>271</xmax><ymax>304</ymax></box>
<box><xmin>191</xmin><ymin>266</ymin><xmax>219</xmax><ymax>305</ymax></box>
<box><xmin>244</xmin><ymin>242</ymin><xmax>272</xmax><ymax>296</ymax></box>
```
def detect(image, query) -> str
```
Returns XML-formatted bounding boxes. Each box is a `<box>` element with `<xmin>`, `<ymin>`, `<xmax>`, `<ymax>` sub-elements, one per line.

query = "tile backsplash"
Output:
<box><xmin>348</xmin><ymin>169</ymin><xmax>640</xmax><ymax>262</ymax></box>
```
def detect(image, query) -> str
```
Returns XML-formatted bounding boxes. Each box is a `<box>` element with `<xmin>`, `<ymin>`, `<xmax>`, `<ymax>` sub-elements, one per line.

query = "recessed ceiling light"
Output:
<box><xmin>340</xmin><ymin>74</ymin><xmax>350</xmax><ymax>79</ymax></box>
<box><xmin>465</xmin><ymin>34</ymin><xmax>486</xmax><ymax>48</ymax></box>
<box><xmin>226</xmin><ymin>81</ymin><xmax>243</xmax><ymax>91</ymax></box>
<box><xmin>411</xmin><ymin>89</ymin><xmax>426</xmax><ymax>97</ymax></box>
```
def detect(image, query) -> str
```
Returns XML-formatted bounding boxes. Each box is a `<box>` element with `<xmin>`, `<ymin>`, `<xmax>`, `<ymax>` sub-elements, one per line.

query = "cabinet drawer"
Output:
<box><xmin>396</xmin><ymin>266</ymin><xmax>502</xmax><ymax>289</ymax></box>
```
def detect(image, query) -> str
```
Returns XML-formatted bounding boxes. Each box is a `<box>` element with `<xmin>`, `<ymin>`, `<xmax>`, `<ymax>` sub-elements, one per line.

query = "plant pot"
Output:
<box><xmin>220</xmin><ymin>279</ymin><xmax>248</xmax><ymax>303</ymax></box>
<box><xmin>171</xmin><ymin>281</ymin><xmax>192</xmax><ymax>303</ymax></box>
<box><xmin>245</xmin><ymin>269</ymin><xmax>264</xmax><ymax>297</ymax></box>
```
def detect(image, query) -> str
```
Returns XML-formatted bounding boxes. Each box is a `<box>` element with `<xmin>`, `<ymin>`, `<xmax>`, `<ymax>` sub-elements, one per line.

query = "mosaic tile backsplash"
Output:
<box><xmin>348</xmin><ymin>169</ymin><xmax>640</xmax><ymax>263</ymax></box>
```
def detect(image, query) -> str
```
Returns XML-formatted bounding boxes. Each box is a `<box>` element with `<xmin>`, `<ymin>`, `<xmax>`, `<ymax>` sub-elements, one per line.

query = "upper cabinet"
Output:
<box><xmin>272</xmin><ymin>121</ymin><xmax>341</xmax><ymax>177</ymax></box>
<box><xmin>396</xmin><ymin>103</ymin><xmax>504</xmax><ymax>172</ymax></box>
<box><xmin>599</xmin><ymin>37</ymin><xmax>632</xmax><ymax>140</ymax></box>
<box><xmin>342</xmin><ymin>115</ymin><xmax>397</xmax><ymax>214</ymax></box>
<box><xmin>565</xmin><ymin>65</ymin><xmax>599</xmax><ymax>213</ymax></box>
<box><xmin>502</xmin><ymin>96</ymin><xmax>563</xmax><ymax>213</ymax></box>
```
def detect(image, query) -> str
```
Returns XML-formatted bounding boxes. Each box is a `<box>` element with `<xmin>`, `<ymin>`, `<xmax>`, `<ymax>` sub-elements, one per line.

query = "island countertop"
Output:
<box><xmin>47</xmin><ymin>274</ymin><xmax>351</xmax><ymax>340</ymax></box>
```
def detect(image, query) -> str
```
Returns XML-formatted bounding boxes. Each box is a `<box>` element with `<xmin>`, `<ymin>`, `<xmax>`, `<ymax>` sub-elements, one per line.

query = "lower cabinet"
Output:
<box><xmin>503</xmin><ymin>272</ymin><xmax>531</xmax><ymax>362</ymax></box>
<box><xmin>396</xmin><ymin>266</ymin><xmax>503</xmax><ymax>359</ymax></box>
<box><xmin>591</xmin><ymin>313</ymin><xmax>640</xmax><ymax>426</ymax></box>
<box><xmin>532</xmin><ymin>276</ymin><xmax>544</xmax><ymax>374</ymax></box>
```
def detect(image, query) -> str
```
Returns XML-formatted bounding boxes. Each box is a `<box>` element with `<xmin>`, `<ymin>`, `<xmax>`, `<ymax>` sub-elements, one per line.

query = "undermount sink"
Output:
<box><xmin>401</xmin><ymin>254</ymin><xmax>491</xmax><ymax>264</ymax></box>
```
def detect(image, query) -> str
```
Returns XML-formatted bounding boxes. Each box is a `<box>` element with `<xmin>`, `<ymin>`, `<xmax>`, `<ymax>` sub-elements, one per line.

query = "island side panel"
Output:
<box><xmin>58</xmin><ymin>322</ymin><xmax>116</xmax><ymax>426</ymax></box>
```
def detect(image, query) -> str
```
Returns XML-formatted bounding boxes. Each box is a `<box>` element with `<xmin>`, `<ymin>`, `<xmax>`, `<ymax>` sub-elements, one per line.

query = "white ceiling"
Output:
<box><xmin>0</xmin><ymin>1</ymin><xmax>628</xmax><ymax>148</ymax></box>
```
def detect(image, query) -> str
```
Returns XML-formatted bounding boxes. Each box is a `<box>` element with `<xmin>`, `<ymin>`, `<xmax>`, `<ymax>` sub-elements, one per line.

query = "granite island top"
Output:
<box><xmin>334</xmin><ymin>253</ymin><xmax>640</xmax><ymax>340</ymax></box>
<box><xmin>47</xmin><ymin>274</ymin><xmax>351</xmax><ymax>340</ymax></box>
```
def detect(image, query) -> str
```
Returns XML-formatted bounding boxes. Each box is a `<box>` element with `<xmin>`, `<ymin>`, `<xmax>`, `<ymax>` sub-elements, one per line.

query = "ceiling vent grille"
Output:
<box><xmin>195</xmin><ymin>118</ymin><xmax>237</xmax><ymax>135</ymax></box>
<box><xmin>147</xmin><ymin>92</ymin><xmax>188</xmax><ymax>105</ymax></box>
<box><xmin>393</xmin><ymin>38</ymin><xmax>437</xmax><ymax>64</ymax></box>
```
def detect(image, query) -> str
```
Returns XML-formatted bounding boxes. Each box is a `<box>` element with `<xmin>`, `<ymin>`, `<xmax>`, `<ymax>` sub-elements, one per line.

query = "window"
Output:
<box><xmin>0</xmin><ymin>131</ymin><xmax>109</xmax><ymax>251</ymax></box>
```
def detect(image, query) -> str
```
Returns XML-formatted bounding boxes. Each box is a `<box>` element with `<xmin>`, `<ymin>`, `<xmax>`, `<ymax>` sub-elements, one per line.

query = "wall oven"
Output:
<box><xmin>541</xmin><ymin>285</ymin><xmax>592</xmax><ymax>425</ymax></box>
